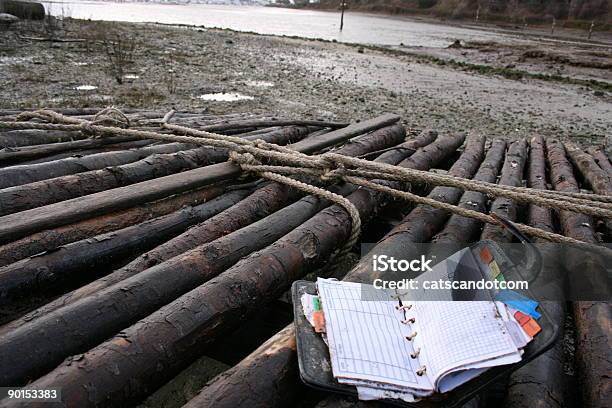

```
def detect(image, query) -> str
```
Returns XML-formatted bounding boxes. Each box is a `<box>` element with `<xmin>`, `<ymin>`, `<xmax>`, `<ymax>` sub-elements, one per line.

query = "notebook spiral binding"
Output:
<box><xmin>395</xmin><ymin>289</ymin><xmax>427</xmax><ymax>377</ymax></box>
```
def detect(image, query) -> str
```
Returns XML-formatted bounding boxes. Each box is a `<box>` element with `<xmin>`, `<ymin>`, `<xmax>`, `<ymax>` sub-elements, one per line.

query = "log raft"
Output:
<box><xmin>0</xmin><ymin>109</ymin><xmax>608</xmax><ymax>408</ymax></box>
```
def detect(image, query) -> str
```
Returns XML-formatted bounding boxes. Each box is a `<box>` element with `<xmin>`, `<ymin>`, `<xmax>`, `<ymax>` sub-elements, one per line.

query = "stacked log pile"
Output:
<box><xmin>0</xmin><ymin>109</ymin><xmax>609</xmax><ymax>408</ymax></box>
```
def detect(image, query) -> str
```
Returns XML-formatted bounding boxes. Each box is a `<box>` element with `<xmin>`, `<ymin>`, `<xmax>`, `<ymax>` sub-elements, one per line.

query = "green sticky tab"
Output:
<box><xmin>495</xmin><ymin>273</ymin><xmax>506</xmax><ymax>283</ymax></box>
<box><xmin>313</xmin><ymin>296</ymin><xmax>321</xmax><ymax>311</ymax></box>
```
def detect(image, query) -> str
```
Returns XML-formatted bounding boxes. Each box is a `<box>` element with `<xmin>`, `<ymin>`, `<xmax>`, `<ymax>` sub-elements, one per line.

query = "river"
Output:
<box><xmin>41</xmin><ymin>0</ymin><xmax>555</xmax><ymax>48</ymax></box>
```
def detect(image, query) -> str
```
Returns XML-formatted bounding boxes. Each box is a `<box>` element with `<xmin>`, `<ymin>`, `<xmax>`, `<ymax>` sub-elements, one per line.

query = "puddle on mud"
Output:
<box><xmin>124</xmin><ymin>74</ymin><xmax>140</xmax><ymax>79</ymax></box>
<box><xmin>245</xmin><ymin>80</ymin><xmax>274</xmax><ymax>88</ymax></box>
<box><xmin>75</xmin><ymin>85</ymin><xmax>98</xmax><ymax>91</ymax></box>
<box><xmin>199</xmin><ymin>92</ymin><xmax>254</xmax><ymax>101</ymax></box>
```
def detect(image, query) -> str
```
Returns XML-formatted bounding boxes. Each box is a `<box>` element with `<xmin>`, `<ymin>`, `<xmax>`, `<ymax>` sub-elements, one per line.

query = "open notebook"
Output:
<box><xmin>315</xmin><ymin>274</ymin><xmax>530</xmax><ymax>400</ymax></box>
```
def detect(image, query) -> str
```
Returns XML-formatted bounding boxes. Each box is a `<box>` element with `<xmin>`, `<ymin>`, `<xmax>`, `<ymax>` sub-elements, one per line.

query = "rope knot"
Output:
<box><xmin>91</xmin><ymin>107</ymin><xmax>130</xmax><ymax>128</ymax></box>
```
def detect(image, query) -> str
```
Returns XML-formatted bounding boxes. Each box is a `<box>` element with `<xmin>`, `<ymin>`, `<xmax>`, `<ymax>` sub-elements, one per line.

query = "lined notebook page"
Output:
<box><xmin>413</xmin><ymin>301</ymin><xmax>520</xmax><ymax>389</ymax></box>
<box><xmin>317</xmin><ymin>279</ymin><xmax>431</xmax><ymax>391</ymax></box>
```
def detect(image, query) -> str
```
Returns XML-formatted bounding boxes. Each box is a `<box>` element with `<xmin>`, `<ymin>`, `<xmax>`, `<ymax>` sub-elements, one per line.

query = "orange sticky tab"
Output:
<box><xmin>522</xmin><ymin>318</ymin><xmax>541</xmax><ymax>337</ymax></box>
<box><xmin>479</xmin><ymin>247</ymin><xmax>494</xmax><ymax>264</ymax></box>
<box><xmin>313</xmin><ymin>311</ymin><xmax>326</xmax><ymax>333</ymax></box>
<box><xmin>514</xmin><ymin>311</ymin><xmax>531</xmax><ymax>326</ymax></box>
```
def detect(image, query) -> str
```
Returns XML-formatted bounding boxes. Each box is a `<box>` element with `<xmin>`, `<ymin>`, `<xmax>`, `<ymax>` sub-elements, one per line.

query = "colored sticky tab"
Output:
<box><xmin>313</xmin><ymin>311</ymin><xmax>325</xmax><ymax>333</ymax></box>
<box><xmin>489</xmin><ymin>260</ymin><xmax>502</xmax><ymax>279</ymax></box>
<box><xmin>496</xmin><ymin>290</ymin><xmax>541</xmax><ymax>319</ymax></box>
<box><xmin>522</xmin><ymin>318</ymin><xmax>541</xmax><ymax>337</ymax></box>
<box><xmin>480</xmin><ymin>246</ymin><xmax>494</xmax><ymax>264</ymax></box>
<box><xmin>513</xmin><ymin>311</ymin><xmax>531</xmax><ymax>326</ymax></box>
<box><xmin>313</xmin><ymin>296</ymin><xmax>321</xmax><ymax>311</ymax></box>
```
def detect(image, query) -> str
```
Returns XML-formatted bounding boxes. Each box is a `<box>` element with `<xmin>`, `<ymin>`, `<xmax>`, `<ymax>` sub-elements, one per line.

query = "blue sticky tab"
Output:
<box><xmin>495</xmin><ymin>289</ymin><xmax>541</xmax><ymax>319</ymax></box>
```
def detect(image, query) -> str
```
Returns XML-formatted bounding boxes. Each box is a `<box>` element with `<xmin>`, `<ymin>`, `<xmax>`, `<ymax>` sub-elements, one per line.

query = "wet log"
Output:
<box><xmin>0</xmin><ymin>129</ymin><xmax>86</xmax><ymax>148</ymax></box>
<box><xmin>7</xmin><ymin>129</ymin><xmax>456</xmax><ymax>407</ymax></box>
<box><xmin>0</xmin><ymin>189</ymin><xmax>252</xmax><ymax>309</ymax></box>
<box><xmin>0</xmin><ymin>126</ymin><xmax>314</xmax><ymax>215</ymax></box>
<box><xmin>431</xmin><ymin>139</ymin><xmax>507</xmax><ymax>245</ymax></box>
<box><xmin>480</xmin><ymin>139</ymin><xmax>528</xmax><ymax>243</ymax></box>
<box><xmin>182</xmin><ymin>325</ymin><xmax>299</xmax><ymax>408</ymax></box>
<box><xmin>503</xmin><ymin>136</ymin><xmax>568</xmax><ymax>408</ymax></box>
<box><xmin>546</xmin><ymin>138</ymin><xmax>611</xmax><ymax>408</ymax></box>
<box><xmin>0</xmin><ymin>186</ymin><xmax>226</xmax><ymax>268</ymax></box>
<box><xmin>0</xmin><ymin>142</ymin><xmax>196</xmax><ymax>189</ymax></box>
<box><xmin>15</xmin><ymin>140</ymin><xmax>158</xmax><ymax>165</ymax></box>
<box><xmin>0</xmin><ymin>113</ymin><xmax>400</xmax><ymax>244</ymax></box>
<box><xmin>565</xmin><ymin>143</ymin><xmax>612</xmax><ymax>194</ymax></box>
<box><xmin>0</xmin><ymin>125</ymin><xmax>413</xmax><ymax>333</ymax></box>
<box><xmin>587</xmin><ymin>146</ymin><xmax>612</xmax><ymax>175</ymax></box>
<box><xmin>0</xmin><ymin>135</ymin><xmax>145</xmax><ymax>164</ymax></box>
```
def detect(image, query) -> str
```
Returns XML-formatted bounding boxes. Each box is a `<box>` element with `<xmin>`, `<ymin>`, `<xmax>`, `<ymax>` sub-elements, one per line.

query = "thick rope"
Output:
<box><xmin>2</xmin><ymin>109</ymin><xmax>610</xmax><ymax>256</ymax></box>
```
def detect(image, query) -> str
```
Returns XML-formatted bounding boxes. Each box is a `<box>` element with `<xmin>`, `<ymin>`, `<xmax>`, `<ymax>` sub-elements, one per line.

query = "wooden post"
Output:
<box><xmin>340</xmin><ymin>0</ymin><xmax>346</xmax><ymax>31</ymax></box>
<box><xmin>588</xmin><ymin>20</ymin><xmax>594</xmax><ymax>39</ymax></box>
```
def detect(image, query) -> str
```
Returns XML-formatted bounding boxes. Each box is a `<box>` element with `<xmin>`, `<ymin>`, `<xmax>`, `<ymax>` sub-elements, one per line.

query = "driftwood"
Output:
<box><xmin>547</xmin><ymin>139</ymin><xmax>611</xmax><ymax>408</ymax></box>
<box><xmin>0</xmin><ymin>114</ymin><xmax>400</xmax><ymax>244</ymax></box>
<box><xmin>0</xmin><ymin>142</ymin><xmax>196</xmax><ymax>189</ymax></box>
<box><xmin>480</xmin><ymin>139</ymin><xmax>528</xmax><ymax>243</ymax></box>
<box><xmin>0</xmin><ymin>189</ymin><xmax>253</xmax><ymax>309</ymax></box>
<box><xmin>586</xmin><ymin>146</ymin><xmax>612</xmax><ymax>175</ymax></box>
<box><xmin>431</xmin><ymin>139</ymin><xmax>506</xmax><ymax>245</ymax></box>
<box><xmin>0</xmin><ymin>125</ymin><xmax>409</xmax><ymax>385</ymax></box>
<box><xmin>503</xmin><ymin>136</ymin><xmax>568</xmax><ymax>408</ymax></box>
<box><xmin>197</xmin><ymin>119</ymin><xmax>347</xmax><ymax>132</ymax></box>
<box><xmin>0</xmin><ymin>185</ymin><xmax>226</xmax><ymax>268</ymax></box>
<box><xmin>9</xmin><ymin>129</ymin><xmax>457</xmax><ymax>407</ymax></box>
<box><xmin>0</xmin><ymin>126</ymin><xmax>314</xmax><ymax>215</ymax></box>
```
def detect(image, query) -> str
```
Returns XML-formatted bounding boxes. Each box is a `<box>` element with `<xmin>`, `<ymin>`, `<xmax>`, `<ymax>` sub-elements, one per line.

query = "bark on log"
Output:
<box><xmin>546</xmin><ymin>138</ymin><xmax>611</xmax><ymax>408</ymax></box>
<box><xmin>431</xmin><ymin>139</ymin><xmax>507</xmax><ymax>245</ymax></box>
<box><xmin>586</xmin><ymin>146</ymin><xmax>612</xmax><ymax>175</ymax></box>
<box><xmin>0</xmin><ymin>189</ymin><xmax>252</xmax><ymax>308</ymax></box>
<box><xmin>0</xmin><ymin>126</ymin><xmax>313</xmax><ymax>216</ymax></box>
<box><xmin>0</xmin><ymin>125</ymin><xmax>408</xmax><ymax>382</ymax></box>
<box><xmin>503</xmin><ymin>136</ymin><xmax>568</xmax><ymax>408</ymax></box>
<box><xmin>480</xmin><ymin>139</ymin><xmax>528</xmax><ymax>243</ymax></box>
<box><xmin>198</xmin><ymin>119</ymin><xmax>348</xmax><ymax>132</ymax></box>
<box><xmin>0</xmin><ymin>114</ymin><xmax>400</xmax><ymax>244</ymax></box>
<box><xmin>565</xmin><ymin>143</ymin><xmax>612</xmax><ymax>195</ymax></box>
<box><xmin>0</xmin><ymin>186</ymin><xmax>226</xmax><ymax>268</ymax></box>
<box><xmin>0</xmin><ymin>135</ymin><xmax>145</xmax><ymax>164</ymax></box>
<box><xmin>4</xmin><ymin>128</ymin><xmax>456</xmax><ymax>407</ymax></box>
<box><xmin>14</xmin><ymin>140</ymin><xmax>158</xmax><ymax>165</ymax></box>
<box><xmin>0</xmin><ymin>130</ymin><xmax>86</xmax><ymax>148</ymax></box>
<box><xmin>0</xmin><ymin>142</ymin><xmax>196</xmax><ymax>189</ymax></box>
<box><xmin>182</xmin><ymin>325</ymin><xmax>299</xmax><ymax>408</ymax></box>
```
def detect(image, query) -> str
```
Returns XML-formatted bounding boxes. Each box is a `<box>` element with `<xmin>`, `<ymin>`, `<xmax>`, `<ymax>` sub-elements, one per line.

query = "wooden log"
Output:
<box><xmin>480</xmin><ymin>139</ymin><xmax>528</xmax><ymax>243</ymax></box>
<box><xmin>14</xmin><ymin>140</ymin><xmax>158</xmax><ymax>165</ymax></box>
<box><xmin>431</xmin><ymin>139</ymin><xmax>507</xmax><ymax>245</ymax></box>
<box><xmin>0</xmin><ymin>125</ymin><xmax>414</xmax><ymax>334</ymax></box>
<box><xmin>197</xmin><ymin>119</ymin><xmax>348</xmax><ymax>132</ymax></box>
<box><xmin>0</xmin><ymin>126</ymin><xmax>314</xmax><ymax>215</ymax></box>
<box><xmin>0</xmin><ymin>129</ymin><xmax>86</xmax><ymax>148</ymax></box>
<box><xmin>0</xmin><ymin>142</ymin><xmax>197</xmax><ymax>189</ymax></box>
<box><xmin>565</xmin><ymin>143</ymin><xmax>612</xmax><ymax>195</ymax></box>
<box><xmin>0</xmin><ymin>114</ymin><xmax>400</xmax><ymax>244</ymax></box>
<box><xmin>546</xmin><ymin>138</ymin><xmax>611</xmax><ymax>408</ymax></box>
<box><xmin>0</xmin><ymin>135</ymin><xmax>145</xmax><ymax>164</ymax></box>
<box><xmin>586</xmin><ymin>146</ymin><xmax>612</xmax><ymax>175</ymax></box>
<box><xmin>0</xmin><ymin>186</ymin><xmax>226</xmax><ymax>268</ymax></box>
<box><xmin>0</xmin><ymin>189</ymin><xmax>253</xmax><ymax>309</ymax></box>
<box><xmin>6</xmin><ymin>129</ymin><xmax>456</xmax><ymax>407</ymax></box>
<box><xmin>182</xmin><ymin>325</ymin><xmax>300</xmax><ymax>408</ymax></box>
<box><xmin>503</xmin><ymin>136</ymin><xmax>568</xmax><ymax>408</ymax></box>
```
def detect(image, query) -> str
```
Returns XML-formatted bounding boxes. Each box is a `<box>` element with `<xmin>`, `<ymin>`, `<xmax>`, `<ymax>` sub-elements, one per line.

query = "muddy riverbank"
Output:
<box><xmin>1</xmin><ymin>17</ymin><xmax>610</xmax><ymax>144</ymax></box>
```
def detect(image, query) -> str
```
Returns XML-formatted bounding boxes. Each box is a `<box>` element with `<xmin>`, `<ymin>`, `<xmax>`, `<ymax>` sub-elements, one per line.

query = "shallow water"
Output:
<box><xmin>42</xmin><ymin>1</ymin><xmax>547</xmax><ymax>48</ymax></box>
<box><xmin>199</xmin><ymin>92</ymin><xmax>254</xmax><ymax>101</ymax></box>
